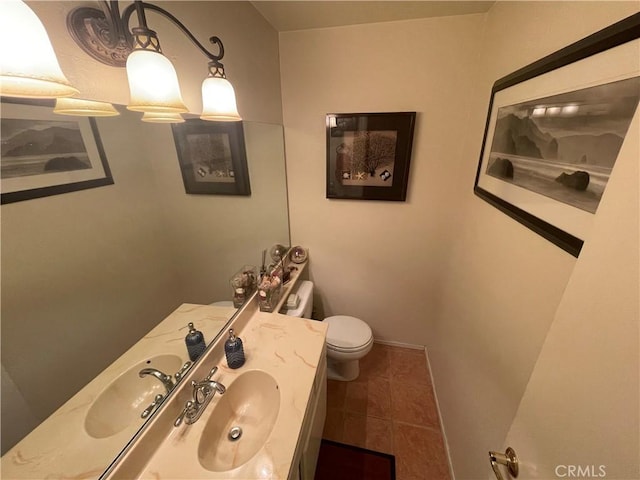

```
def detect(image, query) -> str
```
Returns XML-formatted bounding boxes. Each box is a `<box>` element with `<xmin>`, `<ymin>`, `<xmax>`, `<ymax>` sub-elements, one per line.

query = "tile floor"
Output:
<box><xmin>322</xmin><ymin>343</ymin><xmax>451</xmax><ymax>480</ymax></box>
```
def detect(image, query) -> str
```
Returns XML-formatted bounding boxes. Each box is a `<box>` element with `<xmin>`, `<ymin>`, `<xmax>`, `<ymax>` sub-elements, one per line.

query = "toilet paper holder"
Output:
<box><xmin>489</xmin><ymin>447</ymin><xmax>518</xmax><ymax>480</ymax></box>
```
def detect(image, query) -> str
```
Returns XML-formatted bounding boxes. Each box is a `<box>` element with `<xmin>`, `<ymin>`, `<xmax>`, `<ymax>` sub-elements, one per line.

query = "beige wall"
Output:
<box><xmin>279</xmin><ymin>2</ymin><xmax>639</xmax><ymax>478</ymax></box>
<box><xmin>280</xmin><ymin>13</ymin><xmax>487</xmax><ymax>338</ymax></box>
<box><xmin>505</xmin><ymin>90</ymin><xmax>639</xmax><ymax>479</ymax></box>
<box><xmin>2</xmin><ymin>1</ymin><xmax>284</xmax><ymax>452</ymax></box>
<box><xmin>437</xmin><ymin>3</ymin><xmax>638</xmax><ymax>478</ymax></box>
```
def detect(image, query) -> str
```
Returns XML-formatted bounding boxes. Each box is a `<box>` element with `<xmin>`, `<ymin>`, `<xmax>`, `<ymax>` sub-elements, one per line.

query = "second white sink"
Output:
<box><xmin>198</xmin><ymin>370</ymin><xmax>280</xmax><ymax>472</ymax></box>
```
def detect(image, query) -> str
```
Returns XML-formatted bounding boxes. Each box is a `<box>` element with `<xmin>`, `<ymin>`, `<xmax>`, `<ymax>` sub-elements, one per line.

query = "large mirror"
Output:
<box><xmin>0</xmin><ymin>102</ymin><xmax>290</xmax><ymax>476</ymax></box>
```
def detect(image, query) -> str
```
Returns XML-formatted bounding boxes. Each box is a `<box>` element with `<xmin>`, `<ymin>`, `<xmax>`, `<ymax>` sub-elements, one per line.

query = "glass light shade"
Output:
<box><xmin>141</xmin><ymin>111</ymin><xmax>185</xmax><ymax>123</ymax></box>
<box><xmin>126</xmin><ymin>49</ymin><xmax>188</xmax><ymax>113</ymax></box>
<box><xmin>54</xmin><ymin>98</ymin><xmax>119</xmax><ymax>116</ymax></box>
<box><xmin>200</xmin><ymin>76</ymin><xmax>241</xmax><ymax>121</ymax></box>
<box><xmin>0</xmin><ymin>0</ymin><xmax>78</xmax><ymax>98</ymax></box>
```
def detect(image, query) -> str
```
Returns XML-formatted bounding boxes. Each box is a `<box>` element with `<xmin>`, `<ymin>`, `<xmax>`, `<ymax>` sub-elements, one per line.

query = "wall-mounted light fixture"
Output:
<box><xmin>0</xmin><ymin>1</ymin><xmax>78</xmax><ymax>98</ymax></box>
<box><xmin>0</xmin><ymin>0</ymin><xmax>241</xmax><ymax>123</ymax></box>
<box><xmin>67</xmin><ymin>0</ymin><xmax>241</xmax><ymax>122</ymax></box>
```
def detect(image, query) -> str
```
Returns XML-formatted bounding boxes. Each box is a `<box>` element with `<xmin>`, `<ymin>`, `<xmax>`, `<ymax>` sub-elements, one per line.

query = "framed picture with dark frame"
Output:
<box><xmin>326</xmin><ymin>112</ymin><xmax>416</xmax><ymax>201</ymax></box>
<box><xmin>1</xmin><ymin>97</ymin><xmax>114</xmax><ymax>205</ymax></box>
<box><xmin>171</xmin><ymin>119</ymin><xmax>251</xmax><ymax>196</ymax></box>
<box><xmin>474</xmin><ymin>13</ymin><xmax>640</xmax><ymax>258</ymax></box>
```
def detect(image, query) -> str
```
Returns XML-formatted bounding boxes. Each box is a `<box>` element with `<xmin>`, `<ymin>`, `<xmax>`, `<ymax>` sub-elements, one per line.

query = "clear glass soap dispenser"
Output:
<box><xmin>224</xmin><ymin>328</ymin><xmax>245</xmax><ymax>369</ymax></box>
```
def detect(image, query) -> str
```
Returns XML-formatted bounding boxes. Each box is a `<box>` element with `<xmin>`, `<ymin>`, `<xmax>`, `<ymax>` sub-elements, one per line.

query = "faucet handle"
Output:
<box><xmin>205</xmin><ymin>366</ymin><xmax>218</xmax><ymax>380</ymax></box>
<box><xmin>141</xmin><ymin>394</ymin><xmax>164</xmax><ymax>419</ymax></box>
<box><xmin>174</xmin><ymin>361</ymin><xmax>192</xmax><ymax>382</ymax></box>
<box><xmin>191</xmin><ymin>380</ymin><xmax>207</xmax><ymax>405</ymax></box>
<box><xmin>174</xmin><ymin>400</ymin><xmax>194</xmax><ymax>427</ymax></box>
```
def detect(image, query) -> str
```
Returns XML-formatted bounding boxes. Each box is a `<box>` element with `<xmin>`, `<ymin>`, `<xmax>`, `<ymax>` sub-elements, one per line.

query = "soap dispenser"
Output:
<box><xmin>185</xmin><ymin>322</ymin><xmax>206</xmax><ymax>361</ymax></box>
<box><xmin>225</xmin><ymin>328</ymin><xmax>245</xmax><ymax>369</ymax></box>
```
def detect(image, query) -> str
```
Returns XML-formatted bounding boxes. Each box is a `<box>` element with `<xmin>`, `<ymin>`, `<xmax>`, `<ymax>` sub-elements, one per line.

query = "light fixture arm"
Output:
<box><xmin>68</xmin><ymin>0</ymin><xmax>225</xmax><ymax>70</ymax></box>
<box><xmin>98</xmin><ymin>1</ymin><xmax>127</xmax><ymax>50</ymax></box>
<box><xmin>123</xmin><ymin>1</ymin><xmax>225</xmax><ymax>66</ymax></box>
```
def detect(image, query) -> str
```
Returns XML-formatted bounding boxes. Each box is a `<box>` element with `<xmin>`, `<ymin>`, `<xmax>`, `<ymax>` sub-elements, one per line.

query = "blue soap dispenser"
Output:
<box><xmin>225</xmin><ymin>328</ymin><xmax>245</xmax><ymax>369</ymax></box>
<box><xmin>185</xmin><ymin>322</ymin><xmax>206</xmax><ymax>361</ymax></box>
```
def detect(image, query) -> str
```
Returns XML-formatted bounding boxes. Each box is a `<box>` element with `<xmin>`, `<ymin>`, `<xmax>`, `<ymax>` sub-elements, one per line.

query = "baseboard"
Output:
<box><xmin>373</xmin><ymin>339</ymin><xmax>424</xmax><ymax>350</ymax></box>
<box><xmin>424</xmin><ymin>347</ymin><xmax>456</xmax><ymax>480</ymax></box>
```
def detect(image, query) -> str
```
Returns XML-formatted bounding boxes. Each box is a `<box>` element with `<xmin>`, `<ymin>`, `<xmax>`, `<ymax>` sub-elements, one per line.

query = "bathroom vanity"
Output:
<box><xmin>2</xmin><ymin>262</ymin><xmax>328</xmax><ymax>480</ymax></box>
<box><xmin>105</xmin><ymin>301</ymin><xmax>327</xmax><ymax>479</ymax></box>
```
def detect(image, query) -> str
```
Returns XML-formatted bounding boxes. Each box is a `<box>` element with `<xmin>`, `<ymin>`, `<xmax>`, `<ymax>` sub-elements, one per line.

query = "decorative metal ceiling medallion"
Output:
<box><xmin>67</xmin><ymin>7</ymin><xmax>131</xmax><ymax>67</ymax></box>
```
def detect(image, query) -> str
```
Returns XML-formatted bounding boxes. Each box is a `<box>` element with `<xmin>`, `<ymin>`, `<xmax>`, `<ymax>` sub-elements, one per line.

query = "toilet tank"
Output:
<box><xmin>282</xmin><ymin>280</ymin><xmax>313</xmax><ymax>318</ymax></box>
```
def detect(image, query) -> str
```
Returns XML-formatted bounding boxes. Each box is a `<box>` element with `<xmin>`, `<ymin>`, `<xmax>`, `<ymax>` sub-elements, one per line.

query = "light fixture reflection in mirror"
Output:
<box><xmin>141</xmin><ymin>111</ymin><xmax>185</xmax><ymax>123</ymax></box>
<box><xmin>54</xmin><ymin>98</ymin><xmax>120</xmax><ymax>117</ymax></box>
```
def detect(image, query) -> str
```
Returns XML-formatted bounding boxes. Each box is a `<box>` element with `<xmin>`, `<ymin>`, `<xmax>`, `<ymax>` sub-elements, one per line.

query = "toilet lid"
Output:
<box><xmin>324</xmin><ymin>316</ymin><xmax>372</xmax><ymax>350</ymax></box>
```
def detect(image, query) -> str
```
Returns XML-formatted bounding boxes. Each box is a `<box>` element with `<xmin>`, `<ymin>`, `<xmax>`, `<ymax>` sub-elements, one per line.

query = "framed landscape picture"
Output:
<box><xmin>474</xmin><ymin>13</ymin><xmax>640</xmax><ymax>257</ymax></box>
<box><xmin>326</xmin><ymin>112</ymin><xmax>416</xmax><ymax>201</ymax></box>
<box><xmin>171</xmin><ymin>119</ymin><xmax>251</xmax><ymax>196</ymax></box>
<box><xmin>1</xmin><ymin>98</ymin><xmax>113</xmax><ymax>205</ymax></box>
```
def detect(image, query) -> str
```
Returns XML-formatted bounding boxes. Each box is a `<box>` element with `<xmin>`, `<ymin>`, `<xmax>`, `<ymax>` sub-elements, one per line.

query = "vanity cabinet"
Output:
<box><xmin>290</xmin><ymin>350</ymin><xmax>327</xmax><ymax>480</ymax></box>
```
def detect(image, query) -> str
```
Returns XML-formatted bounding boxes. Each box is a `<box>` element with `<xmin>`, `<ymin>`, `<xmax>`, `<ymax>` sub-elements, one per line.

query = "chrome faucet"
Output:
<box><xmin>141</xmin><ymin>394</ymin><xmax>164</xmax><ymax>419</ymax></box>
<box><xmin>138</xmin><ymin>361</ymin><xmax>193</xmax><ymax>419</ymax></box>
<box><xmin>139</xmin><ymin>368</ymin><xmax>175</xmax><ymax>394</ymax></box>
<box><xmin>193</xmin><ymin>378</ymin><xmax>226</xmax><ymax>398</ymax></box>
<box><xmin>174</xmin><ymin>366</ymin><xmax>226</xmax><ymax>427</ymax></box>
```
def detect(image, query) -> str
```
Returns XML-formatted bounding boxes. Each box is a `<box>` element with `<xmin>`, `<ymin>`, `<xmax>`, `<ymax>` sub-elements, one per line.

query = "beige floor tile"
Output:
<box><xmin>341</xmin><ymin>413</ymin><xmax>394</xmax><ymax>456</ymax></box>
<box><xmin>389</xmin><ymin>347</ymin><xmax>431</xmax><ymax>385</ymax></box>
<box><xmin>345</xmin><ymin>380</ymin><xmax>368</xmax><ymax>414</ymax></box>
<box><xmin>345</xmin><ymin>379</ymin><xmax>392</xmax><ymax>419</ymax></box>
<box><xmin>342</xmin><ymin>412</ymin><xmax>367</xmax><ymax>449</ymax></box>
<box><xmin>364</xmin><ymin>416</ymin><xmax>394</xmax><ymax>455</ymax></box>
<box><xmin>393</xmin><ymin>422</ymin><xmax>451</xmax><ymax>480</ymax></box>
<box><xmin>390</xmin><ymin>380</ymin><xmax>440</xmax><ymax>429</ymax></box>
<box><xmin>359</xmin><ymin>343</ymin><xmax>393</xmax><ymax>380</ymax></box>
<box><xmin>366</xmin><ymin>379</ymin><xmax>392</xmax><ymax>419</ymax></box>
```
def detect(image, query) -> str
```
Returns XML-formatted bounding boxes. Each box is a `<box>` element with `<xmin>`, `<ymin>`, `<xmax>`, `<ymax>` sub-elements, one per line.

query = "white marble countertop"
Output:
<box><xmin>1</xmin><ymin>304</ymin><xmax>235</xmax><ymax>480</ymax></box>
<box><xmin>105</xmin><ymin>302</ymin><xmax>327</xmax><ymax>479</ymax></box>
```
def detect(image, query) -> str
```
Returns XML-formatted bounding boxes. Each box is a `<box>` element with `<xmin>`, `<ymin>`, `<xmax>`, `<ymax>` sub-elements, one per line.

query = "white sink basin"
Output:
<box><xmin>84</xmin><ymin>354</ymin><xmax>183</xmax><ymax>439</ymax></box>
<box><xmin>198</xmin><ymin>370</ymin><xmax>280</xmax><ymax>472</ymax></box>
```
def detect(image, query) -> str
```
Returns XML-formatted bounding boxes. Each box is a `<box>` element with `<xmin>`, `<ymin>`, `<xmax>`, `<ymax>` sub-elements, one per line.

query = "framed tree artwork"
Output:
<box><xmin>326</xmin><ymin>112</ymin><xmax>416</xmax><ymax>201</ymax></box>
<box><xmin>171</xmin><ymin>119</ymin><xmax>251</xmax><ymax>196</ymax></box>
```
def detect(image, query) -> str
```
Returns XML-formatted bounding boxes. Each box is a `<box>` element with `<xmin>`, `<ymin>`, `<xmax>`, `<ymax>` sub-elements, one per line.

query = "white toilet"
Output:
<box><xmin>282</xmin><ymin>280</ymin><xmax>373</xmax><ymax>381</ymax></box>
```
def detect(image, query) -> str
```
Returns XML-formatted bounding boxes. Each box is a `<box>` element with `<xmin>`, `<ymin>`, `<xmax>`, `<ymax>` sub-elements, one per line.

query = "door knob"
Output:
<box><xmin>489</xmin><ymin>447</ymin><xmax>518</xmax><ymax>480</ymax></box>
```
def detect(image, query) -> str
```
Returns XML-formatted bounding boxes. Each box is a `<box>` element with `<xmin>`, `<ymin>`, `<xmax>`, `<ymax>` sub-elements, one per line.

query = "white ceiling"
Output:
<box><xmin>250</xmin><ymin>1</ymin><xmax>495</xmax><ymax>32</ymax></box>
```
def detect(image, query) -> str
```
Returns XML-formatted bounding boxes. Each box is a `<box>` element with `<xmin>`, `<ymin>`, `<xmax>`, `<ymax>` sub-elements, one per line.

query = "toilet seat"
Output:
<box><xmin>327</xmin><ymin>336</ymin><xmax>374</xmax><ymax>354</ymax></box>
<box><xmin>324</xmin><ymin>315</ymin><xmax>373</xmax><ymax>352</ymax></box>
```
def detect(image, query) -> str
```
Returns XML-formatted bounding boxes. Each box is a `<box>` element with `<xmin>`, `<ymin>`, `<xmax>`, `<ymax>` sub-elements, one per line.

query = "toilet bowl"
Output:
<box><xmin>282</xmin><ymin>281</ymin><xmax>373</xmax><ymax>381</ymax></box>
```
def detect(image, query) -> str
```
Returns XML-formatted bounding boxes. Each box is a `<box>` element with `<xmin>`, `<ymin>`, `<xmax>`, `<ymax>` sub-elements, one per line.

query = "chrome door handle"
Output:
<box><xmin>489</xmin><ymin>447</ymin><xmax>518</xmax><ymax>480</ymax></box>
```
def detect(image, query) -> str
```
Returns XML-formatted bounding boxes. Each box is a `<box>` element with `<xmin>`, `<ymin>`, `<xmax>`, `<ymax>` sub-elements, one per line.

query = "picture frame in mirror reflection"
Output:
<box><xmin>0</xmin><ymin>98</ymin><xmax>114</xmax><ymax>205</ymax></box>
<box><xmin>171</xmin><ymin>119</ymin><xmax>251</xmax><ymax>196</ymax></box>
<box><xmin>474</xmin><ymin>13</ymin><xmax>640</xmax><ymax>258</ymax></box>
<box><xmin>326</xmin><ymin>112</ymin><xmax>416</xmax><ymax>201</ymax></box>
